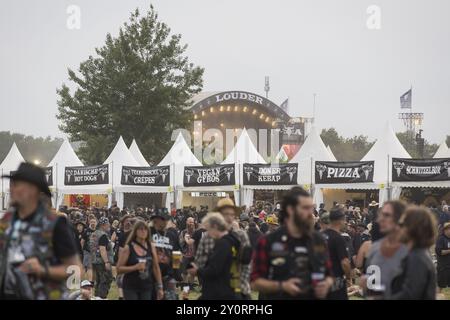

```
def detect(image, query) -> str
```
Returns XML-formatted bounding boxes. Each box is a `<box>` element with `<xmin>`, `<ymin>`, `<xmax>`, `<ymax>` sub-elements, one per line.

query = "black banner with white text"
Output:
<box><xmin>392</xmin><ymin>158</ymin><xmax>450</xmax><ymax>182</ymax></box>
<box><xmin>121</xmin><ymin>166</ymin><xmax>170</xmax><ymax>186</ymax></box>
<box><xmin>64</xmin><ymin>164</ymin><xmax>109</xmax><ymax>185</ymax></box>
<box><xmin>243</xmin><ymin>163</ymin><xmax>298</xmax><ymax>185</ymax></box>
<box><xmin>183</xmin><ymin>164</ymin><xmax>235</xmax><ymax>187</ymax></box>
<box><xmin>315</xmin><ymin>161</ymin><xmax>374</xmax><ymax>184</ymax></box>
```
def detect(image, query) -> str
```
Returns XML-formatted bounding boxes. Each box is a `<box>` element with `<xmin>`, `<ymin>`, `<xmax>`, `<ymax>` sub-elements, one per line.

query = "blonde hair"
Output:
<box><xmin>203</xmin><ymin>212</ymin><xmax>228</xmax><ymax>232</ymax></box>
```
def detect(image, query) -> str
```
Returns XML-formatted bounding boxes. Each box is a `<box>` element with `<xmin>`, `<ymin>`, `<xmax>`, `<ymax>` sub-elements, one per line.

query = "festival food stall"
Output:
<box><xmin>360</xmin><ymin>122</ymin><xmax>411</xmax><ymax>204</ymax></box>
<box><xmin>221</xmin><ymin>128</ymin><xmax>267</xmax><ymax>208</ymax></box>
<box><xmin>289</xmin><ymin>126</ymin><xmax>335</xmax><ymax>207</ymax></box>
<box><xmin>391</xmin><ymin>157</ymin><xmax>450</xmax><ymax>205</ymax></box>
<box><xmin>158</xmin><ymin>132</ymin><xmax>202</xmax><ymax>209</ymax></box>
<box><xmin>314</xmin><ymin>123</ymin><xmax>411</xmax><ymax>208</ymax></box>
<box><xmin>105</xmin><ymin>137</ymin><xmax>173</xmax><ymax>209</ymax></box>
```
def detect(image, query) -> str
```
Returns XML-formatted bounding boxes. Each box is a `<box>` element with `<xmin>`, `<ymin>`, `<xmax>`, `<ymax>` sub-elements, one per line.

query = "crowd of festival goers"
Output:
<box><xmin>1</xmin><ymin>163</ymin><xmax>450</xmax><ymax>300</ymax></box>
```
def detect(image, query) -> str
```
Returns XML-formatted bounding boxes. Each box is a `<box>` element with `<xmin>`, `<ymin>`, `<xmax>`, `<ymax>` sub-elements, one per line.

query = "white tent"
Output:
<box><xmin>362</xmin><ymin>122</ymin><xmax>410</xmax><ymax>183</ymax></box>
<box><xmin>361</xmin><ymin>122</ymin><xmax>411</xmax><ymax>203</ymax></box>
<box><xmin>327</xmin><ymin>145</ymin><xmax>337</xmax><ymax>161</ymax></box>
<box><xmin>48</xmin><ymin>140</ymin><xmax>84</xmax><ymax>208</ymax></box>
<box><xmin>104</xmin><ymin>136</ymin><xmax>154</xmax><ymax>208</ymax></box>
<box><xmin>290</xmin><ymin>126</ymin><xmax>334</xmax><ymax>185</ymax></box>
<box><xmin>222</xmin><ymin>128</ymin><xmax>266</xmax><ymax>165</ymax></box>
<box><xmin>158</xmin><ymin>132</ymin><xmax>202</xmax><ymax>208</ymax></box>
<box><xmin>0</xmin><ymin>143</ymin><xmax>25</xmax><ymax>174</ymax></box>
<box><xmin>221</xmin><ymin>129</ymin><xmax>267</xmax><ymax>208</ymax></box>
<box><xmin>434</xmin><ymin>141</ymin><xmax>450</xmax><ymax>158</ymax></box>
<box><xmin>129</xmin><ymin>139</ymin><xmax>150</xmax><ymax>166</ymax></box>
<box><xmin>0</xmin><ymin>143</ymin><xmax>25</xmax><ymax>209</ymax></box>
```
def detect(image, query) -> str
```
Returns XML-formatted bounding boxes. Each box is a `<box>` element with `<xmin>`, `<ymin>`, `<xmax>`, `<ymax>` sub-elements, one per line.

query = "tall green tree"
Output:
<box><xmin>57</xmin><ymin>6</ymin><xmax>203</xmax><ymax>165</ymax></box>
<box><xmin>320</xmin><ymin>128</ymin><xmax>373</xmax><ymax>161</ymax></box>
<box><xmin>396</xmin><ymin>131</ymin><xmax>438</xmax><ymax>158</ymax></box>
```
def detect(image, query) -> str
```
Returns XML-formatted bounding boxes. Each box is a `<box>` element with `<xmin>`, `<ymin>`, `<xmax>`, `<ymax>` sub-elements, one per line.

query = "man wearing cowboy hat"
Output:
<box><xmin>0</xmin><ymin>162</ymin><xmax>81</xmax><ymax>299</ymax></box>
<box><xmin>194</xmin><ymin>198</ymin><xmax>252</xmax><ymax>299</ymax></box>
<box><xmin>436</xmin><ymin>222</ymin><xmax>450</xmax><ymax>290</ymax></box>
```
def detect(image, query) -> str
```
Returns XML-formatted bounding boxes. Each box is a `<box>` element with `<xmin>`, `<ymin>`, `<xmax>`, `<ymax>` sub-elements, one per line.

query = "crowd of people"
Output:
<box><xmin>1</xmin><ymin>162</ymin><xmax>449</xmax><ymax>300</ymax></box>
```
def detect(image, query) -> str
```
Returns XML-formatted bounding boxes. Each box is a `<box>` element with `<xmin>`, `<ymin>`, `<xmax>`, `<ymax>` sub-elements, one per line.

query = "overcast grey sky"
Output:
<box><xmin>1</xmin><ymin>0</ymin><xmax>449</xmax><ymax>143</ymax></box>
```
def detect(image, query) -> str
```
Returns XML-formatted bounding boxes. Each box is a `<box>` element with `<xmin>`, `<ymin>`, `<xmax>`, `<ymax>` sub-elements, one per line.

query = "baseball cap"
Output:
<box><xmin>80</xmin><ymin>280</ymin><xmax>94</xmax><ymax>288</ymax></box>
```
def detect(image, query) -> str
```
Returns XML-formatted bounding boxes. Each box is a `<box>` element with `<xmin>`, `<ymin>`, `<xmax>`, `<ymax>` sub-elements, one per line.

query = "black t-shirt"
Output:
<box><xmin>323</xmin><ymin>229</ymin><xmax>348</xmax><ymax>278</ymax></box>
<box><xmin>192</xmin><ymin>228</ymin><xmax>206</xmax><ymax>252</ymax></box>
<box><xmin>150</xmin><ymin>227</ymin><xmax>179</xmax><ymax>279</ymax></box>
<box><xmin>52</xmin><ymin>216</ymin><xmax>78</xmax><ymax>261</ymax></box>
<box><xmin>98</xmin><ymin>234</ymin><xmax>109</xmax><ymax>247</ymax></box>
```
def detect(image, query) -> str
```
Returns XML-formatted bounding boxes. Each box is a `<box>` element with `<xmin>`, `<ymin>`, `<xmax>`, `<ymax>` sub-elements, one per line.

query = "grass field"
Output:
<box><xmin>105</xmin><ymin>281</ymin><xmax>450</xmax><ymax>300</ymax></box>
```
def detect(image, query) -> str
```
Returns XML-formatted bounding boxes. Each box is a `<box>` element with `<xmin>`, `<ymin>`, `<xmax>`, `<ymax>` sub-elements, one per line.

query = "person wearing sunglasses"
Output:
<box><xmin>388</xmin><ymin>207</ymin><xmax>437</xmax><ymax>300</ymax></box>
<box><xmin>361</xmin><ymin>200</ymin><xmax>408</xmax><ymax>299</ymax></box>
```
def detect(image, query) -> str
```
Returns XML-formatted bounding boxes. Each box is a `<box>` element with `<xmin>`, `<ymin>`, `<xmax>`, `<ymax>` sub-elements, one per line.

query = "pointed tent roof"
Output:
<box><xmin>48</xmin><ymin>140</ymin><xmax>83</xmax><ymax>189</ymax></box>
<box><xmin>104</xmin><ymin>136</ymin><xmax>139</xmax><ymax>166</ymax></box>
<box><xmin>289</xmin><ymin>126</ymin><xmax>334</xmax><ymax>163</ymax></box>
<box><xmin>289</xmin><ymin>126</ymin><xmax>333</xmax><ymax>185</ymax></box>
<box><xmin>434</xmin><ymin>140</ymin><xmax>450</xmax><ymax>158</ymax></box>
<box><xmin>327</xmin><ymin>145</ymin><xmax>337</xmax><ymax>161</ymax></box>
<box><xmin>0</xmin><ymin>142</ymin><xmax>25</xmax><ymax>172</ymax></box>
<box><xmin>129</xmin><ymin>139</ymin><xmax>149</xmax><ymax>166</ymax></box>
<box><xmin>48</xmin><ymin>140</ymin><xmax>83</xmax><ymax>167</ymax></box>
<box><xmin>158</xmin><ymin>132</ymin><xmax>201</xmax><ymax>166</ymax></box>
<box><xmin>104</xmin><ymin>136</ymin><xmax>140</xmax><ymax>187</ymax></box>
<box><xmin>158</xmin><ymin>132</ymin><xmax>201</xmax><ymax>187</ymax></box>
<box><xmin>362</xmin><ymin>122</ymin><xmax>410</xmax><ymax>184</ymax></box>
<box><xmin>222</xmin><ymin>129</ymin><xmax>266</xmax><ymax>164</ymax></box>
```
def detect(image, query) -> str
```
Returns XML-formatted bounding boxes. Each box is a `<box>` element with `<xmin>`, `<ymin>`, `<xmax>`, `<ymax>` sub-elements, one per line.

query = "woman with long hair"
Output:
<box><xmin>388</xmin><ymin>206</ymin><xmax>437</xmax><ymax>300</ymax></box>
<box><xmin>116</xmin><ymin>220</ymin><xmax>163</xmax><ymax>300</ymax></box>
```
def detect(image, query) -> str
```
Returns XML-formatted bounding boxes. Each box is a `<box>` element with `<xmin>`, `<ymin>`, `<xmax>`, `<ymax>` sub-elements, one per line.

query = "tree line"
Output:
<box><xmin>0</xmin><ymin>132</ymin><xmax>63</xmax><ymax>166</ymax></box>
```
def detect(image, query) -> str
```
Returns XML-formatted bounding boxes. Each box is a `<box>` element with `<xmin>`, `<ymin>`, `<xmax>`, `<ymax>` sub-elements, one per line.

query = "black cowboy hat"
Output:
<box><xmin>2</xmin><ymin>162</ymin><xmax>52</xmax><ymax>197</ymax></box>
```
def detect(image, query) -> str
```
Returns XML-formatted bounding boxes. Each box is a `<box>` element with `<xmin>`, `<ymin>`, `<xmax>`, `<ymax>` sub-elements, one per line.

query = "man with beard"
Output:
<box><xmin>0</xmin><ymin>163</ymin><xmax>81</xmax><ymax>300</ymax></box>
<box><xmin>251</xmin><ymin>187</ymin><xmax>333</xmax><ymax>300</ymax></box>
<box><xmin>322</xmin><ymin>210</ymin><xmax>351</xmax><ymax>300</ymax></box>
